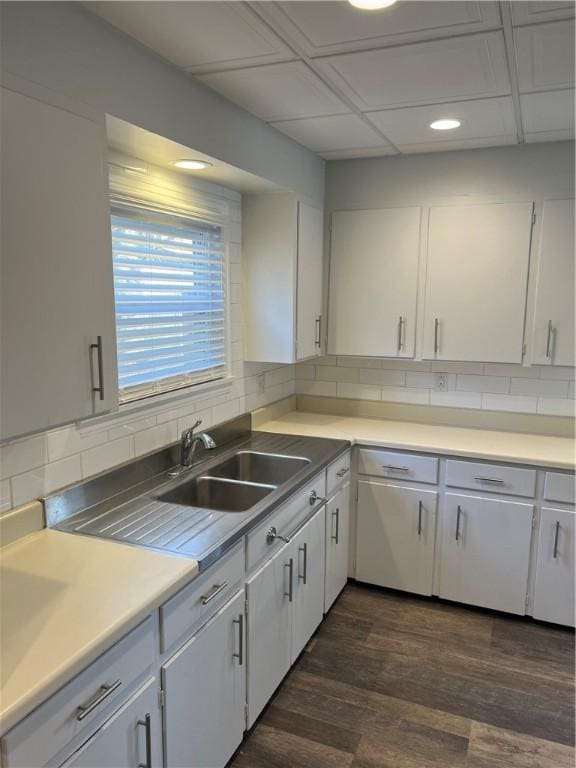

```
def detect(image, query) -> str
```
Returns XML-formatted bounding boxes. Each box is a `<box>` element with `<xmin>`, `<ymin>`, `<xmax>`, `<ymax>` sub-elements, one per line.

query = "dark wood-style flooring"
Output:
<box><xmin>229</xmin><ymin>582</ymin><xmax>575</xmax><ymax>768</ymax></box>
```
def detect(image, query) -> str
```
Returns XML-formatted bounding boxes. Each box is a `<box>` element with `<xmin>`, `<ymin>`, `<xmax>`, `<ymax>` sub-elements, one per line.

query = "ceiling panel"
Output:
<box><xmin>269</xmin><ymin>114</ymin><xmax>389</xmax><ymax>152</ymax></box>
<box><xmin>521</xmin><ymin>89</ymin><xmax>575</xmax><ymax>142</ymax></box>
<box><xmin>316</xmin><ymin>32</ymin><xmax>511</xmax><ymax>111</ymax></box>
<box><xmin>367</xmin><ymin>97</ymin><xmax>517</xmax><ymax>149</ymax></box>
<box><xmin>88</xmin><ymin>1</ymin><xmax>293</xmax><ymax>72</ymax></box>
<box><xmin>515</xmin><ymin>21</ymin><xmax>575</xmax><ymax>92</ymax></box>
<box><xmin>197</xmin><ymin>61</ymin><xmax>349</xmax><ymax>122</ymax></box>
<box><xmin>511</xmin><ymin>2</ymin><xmax>575</xmax><ymax>27</ymax></box>
<box><xmin>394</xmin><ymin>135</ymin><xmax>518</xmax><ymax>154</ymax></box>
<box><xmin>319</xmin><ymin>146</ymin><xmax>397</xmax><ymax>160</ymax></box>
<box><xmin>255</xmin><ymin>1</ymin><xmax>501</xmax><ymax>57</ymax></box>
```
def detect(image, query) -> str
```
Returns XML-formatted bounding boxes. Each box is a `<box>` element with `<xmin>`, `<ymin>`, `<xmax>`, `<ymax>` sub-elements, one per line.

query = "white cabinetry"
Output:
<box><xmin>243</xmin><ymin>193</ymin><xmax>324</xmax><ymax>363</ymax></box>
<box><xmin>422</xmin><ymin>202</ymin><xmax>534</xmax><ymax>363</ymax></box>
<box><xmin>531</xmin><ymin>199</ymin><xmax>575</xmax><ymax>366</ymax></box>
<box><xmin>291</xmin><ymin>508</ymin><xmax>326</xmax><ymax>661</ymax></box>
<box><xmin>438</xmin><ymin>493</ymin><xmax>534</xmax><ymax>614</ymax></box>
<box><xmin>0</xmin><ymin>84</ymin><xmax>118</xmax><ymax>440</ymax></box>
<box><xmin>325</xmin><ymin>482</ymin><xmax>351</xmax><ymax>611</ymax></box>
<box><xmin>533</xmin><ymin>507</ymin><xmax>575</xmax><ymax>627</ymax></box>
<box><xmin>356</xmin><ymin>482</ymin><xmax>437</xmax><ymax>596</ymax></box>
<box><xmin>162</xmin><ymin>590</ymin><xmax>245</xmax><ymax>768</ymax></box>
<box><xmin>328</xmin><ymin>207</ymin><xmax>421</xmax><ymax>358</ymax></box>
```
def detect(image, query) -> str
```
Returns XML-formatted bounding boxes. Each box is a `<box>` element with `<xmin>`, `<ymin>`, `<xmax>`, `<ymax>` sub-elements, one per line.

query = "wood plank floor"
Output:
<box><xmin>228</xmin><ymin>583</ymin><xmax>575</xmax><ymax>768</ymax></box>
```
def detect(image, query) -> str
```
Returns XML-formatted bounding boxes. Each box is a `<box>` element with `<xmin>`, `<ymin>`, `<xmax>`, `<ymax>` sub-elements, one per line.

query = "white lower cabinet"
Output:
<box><xmin>533</xmin><ymin>507</ymin><xmax>575</xmax><ymax>627</ymax></box>
<box><xmin>324</xmin><ymin>483</ymin><xmax>351</xmax><ymax>611</ymax></box>
<box><xmin>62</xmin><ymin>679</ymin><xmax>161</xmax><ymax>768</ymax></box>
<box><xmin>162</xmin><ymin>590</ymin><xmax>246</xmax><ymax>768</ymax></box>
<box><xmin>356</xmin><ymin>482</ymin><xmax>437</xmax><ymax>596</ymax></box>
<box><xmin>291</xmin><ymin>508</ymin><xmax>326</xmax><ymax>662</ymax></box>
<box><xmin>438</xmin><ymin>493</ymin><xmax>534</xmax><ymax>615</ymax></box>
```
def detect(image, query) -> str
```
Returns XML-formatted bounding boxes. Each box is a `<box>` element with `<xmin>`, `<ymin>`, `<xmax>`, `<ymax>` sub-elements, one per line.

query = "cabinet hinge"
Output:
<box><xmin>158</xmin><ymin>689</ymin><xmax>166</xmax><ymax>709</ymax></box>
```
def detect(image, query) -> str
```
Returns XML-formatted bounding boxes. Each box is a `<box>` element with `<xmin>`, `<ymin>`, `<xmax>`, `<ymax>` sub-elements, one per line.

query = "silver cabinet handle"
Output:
<box><xmin>474</xmin><ymin>476</ymin><xmax>504</xmax><ymax>484</ymax></box>
<box><xmin>266</xmin><ymin>526</ymin><xmax>291</xmax><ymax>544</ymax></box>
<box><xmin>397</xmin><ymin>315</ymin><xmax>405</xmax><ymax>352</ymax></box>
<box><xmin>284</xmin><ymin>558</ymin><xmax>294</xmax><ymax>602</ymax></box>
<box><xmin>315</xmin><ymin>315</ymin><xmax>322</xmax><ymax>347</ymax></box>
<box><xmin>137</xmin><ymin>713</ymin><xmax>152</xmax><ymax>768</ymax></box>
<box><xmin>201</xmin><ymin>581</ymin><xmax>228</xmax><ymax>605</ymax></box>
<box><xmin>553</xmin><ymin>521</ymin><xmax>561</xmax><ymax>559</ymax></box>
<box><xmin>434</xmin><ymin>318</ymin><xmax>440</xmax><ymax>356</ymax></box>
<box><xmin>332</xmin><ymin>508</ymin><xmax>340</xmax><ymax>544</ymax></box>
<box><xmin>233</xmin><ymin>613</ymin><xmax>244</xmax><ymax>665</ymax></box>
<box><xmin>76</xmin><ymin>679</ymin><xmax>121</xmax><ymax>721</ymax></box>
<box><xmin>298</xmin><ymin>542</ymin><xmax>308</xmax><ymax>584</ymax></box>
<box><xmin>417</xmin><ymin>500</ymin><xmax>423</xmax><ymax>537</ymax></box>
<box><xmin>90</xmin><ymin>335</ymin><xmax>105</xmax><ymax>401</ymax></box>
<box><xmin>455</xmin><ymin>505</ymin><xmax>462</xmax><ymax>542</ymax></box>
<box><xmin>382</xmin><ymin>464</ymin><xmax>410</xmax><ymax>472</ymax></box>
<box><xmin>336</xmin><ymin>467</ymin><xmax>349</xmax><ymax>478</ymax></box>
<box><xmin>546</xmin><ymin>320</ymin><xmax>553</xmax><ymax>358</ymax></box>
<box><xmin>309</xmin><ymin>490</ymin><xmax>328</xmax><ymax>506</ymax></box>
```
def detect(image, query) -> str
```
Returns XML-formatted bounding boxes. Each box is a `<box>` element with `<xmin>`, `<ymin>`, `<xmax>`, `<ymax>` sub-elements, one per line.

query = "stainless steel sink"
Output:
<box><xmin>156</xmin><ymin>476</ymin><xmax>276</xmax><ymax>512</ymax></box>
<box><xmin>207</xmin><ymin>451</ymin><xmax>311</xmax><ymax>486</ymax></box>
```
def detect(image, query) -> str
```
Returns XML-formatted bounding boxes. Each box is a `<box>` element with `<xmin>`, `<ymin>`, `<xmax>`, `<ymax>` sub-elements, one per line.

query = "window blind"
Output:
<box><xmin>111</xmin><ymin>203</ymin><xmax>227</xmax><ymax>402</ymax></box>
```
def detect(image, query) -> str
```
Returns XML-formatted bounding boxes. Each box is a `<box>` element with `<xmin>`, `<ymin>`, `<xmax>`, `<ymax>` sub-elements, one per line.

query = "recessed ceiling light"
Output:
<box><xmin>172</xmin><ymin>159</ymin><xmax>212</xmax><ymax>170</ymax></box>
<box><xmin>429</xmin><ymin>119</ymin><xmax>462</xmax><ymax>131</ymax></box>
<box><xmin>348</xmin><ymin>0</ymin><xmax>397</xmax><ymax>9</ymax></box>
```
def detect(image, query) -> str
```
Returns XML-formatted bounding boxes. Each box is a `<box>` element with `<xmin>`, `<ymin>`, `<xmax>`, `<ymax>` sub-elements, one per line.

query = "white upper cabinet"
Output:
<box><xmin>422</xmin><ymin>202</ymin><xmax>534</xmax><ymax>363</ymax></box>
<box><xmin>531</xmin><ymin>199</ymin><xmax>575</xmax><ymax>366</ymax></box>
<box><xmin>328</xmin><ymin>207</ymin><xmax>421</xmax><ymax>358</ymax></box>
<box><xmin>243</xmin><ymin>193</ymin><xmax>324</xmax><ymax>363</ymax></box>
<box><xmin>0</xmin><ymin>84</ymin><xmax>118</xmax><ymax>440</ymax></box>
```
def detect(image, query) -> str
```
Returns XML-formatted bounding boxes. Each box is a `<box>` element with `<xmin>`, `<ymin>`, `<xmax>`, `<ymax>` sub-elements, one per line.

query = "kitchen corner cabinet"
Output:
<box><xmin>0</xmin><ymin>85</ymin><xmax>118</xmax><ymax>440</ymax></box>
<box><xmin>243</xmin><ymin>193</ymin><xmax>324</xmax><ymax>363</ymax></box>
<box><xmin>533</xmin><ymin>507</ymin><xmax>575</xmax><ymax>627</ymax></box>
<box><xmin>324</xmin><ymin>482</ymin><xmax>351</xmax><ymax>610</ymax></box>
<box><xmin>328</xmin><ymin>207</ymin><xmax>421</xmax><ymax>358</ymax></box>
<box><xmin>422</xmin><ymin>202</ymin><xmax>534</xmax><ymax>363</ymax></box>
<box><xmin>531</xmin><ymin>199</ymin><xmax>575</xmax><ymax>366</ymax></box>
<box><xmin>162</xmin><ymin>590</ymin><xmax>246</xmax><ymax>768</ymax></box>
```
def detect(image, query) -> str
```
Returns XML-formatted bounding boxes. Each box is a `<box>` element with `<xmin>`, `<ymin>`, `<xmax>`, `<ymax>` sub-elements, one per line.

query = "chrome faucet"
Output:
<box><xmin>169</xmin><ymin>419</ymin><xmax>216</xmax><ymax>476</ymax></box>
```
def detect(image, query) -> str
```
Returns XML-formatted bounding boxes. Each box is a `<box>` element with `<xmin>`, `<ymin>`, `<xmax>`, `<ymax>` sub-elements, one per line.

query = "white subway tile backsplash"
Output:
<box><xmin>482</xmin><ymin>394</ymin><xmax>538</xmax><ymax>413</ymax></box>
<box><xmin>457</xmin><ymin>375</ymin><xmax>510</xmax><ymax>394</ymax></box>
<box><xmin>431</xmin><ymin>391</ymin><xmax>483</xmax><ymax>409</ymax></box>
<box><xmin>264</xmin><ymin>366</ymin><xmax>294</xmax><ymax>388</ymax></box>
<box><xmin>381</xmin><ymin>360</ymin><xmax>431</xmax><ymax>372</ymax></box>
<box><xmin>134</xmin><ymin>421</ymin><xmax>178</xmax><ymax>457</ymax></box>
<box><xmin>317</xmin><ymin>365</ymin><xmax>359</xmax><ymax>383</ymax></box>
<box><xmin>296</xmin><ymin>380</ymin><xmax>337</xmax><ymax>397</ymax></box>
<box><xmin>11</xmin><ymin>455</ymin><xmax>82</xmax><ymax>507</ymax></box>
<box><xmin>0</xmin><ymin>480</ymin><xmax>12</xmax><ymax>514</ymax></box>
<box><xmin>47</xmin><ymin>425</ymin><xmax>108</xmax><ymax>462</ymax></box>
<box><xmin>295</xmin><ymin>365</ymin><xmax>316</xmax><ymax>381</ymax></box>
<box><xmin>405</xmin><ymin>372</ymin><xmax>436</xmax><ymax>389</ymax></box>
<box><xmin>337</xmin><ymin>356</ymin><xmax>382</xmax><ymax>369</ymax></box>
<box><xmin>360</xmin><ymin>369</ymin><xmax>405</xmax><ymax>387</ymax></box>
<box><xmin>337</xmin><ymin>383</ymin><xmax>381</xmax><ymax>401</ymax></box>
<box><xmin>108</xmin><ymin>416</ymin><xmax>157</xmax><ymax>441</ymax></box>
<box><xmin>0</xmin><ymin>435</ymin><xmax>47</xmax><ymax>481</ymax></box>
<box><xmin>431</xmin><ymin>361</ymin><xmax>484</xmax><ymax>374</ymax></box>
<box><xmin>540</xmin><ymin>366</ymin><xmax>576</xmax><ymax>381</ymax></box>
<box><xmin>510</xmin><ymin>378</ymin><xmax>569</xmax><ymax>398</ymax></box>
<box><xmin>569</xmin><ymin>381</ymin><xmax>575</xmax><ymax>399</ymax></box>
<box><xmin>381</xmin><ymin>387</ymin><xmax>430</xmax><ymax>405</ymax></box>
<box><xmin>81</xmin><ymin>436</ymin><xmax>135</xmax><ymax>478</ymax></box>
<box><xmin>212</xmin><ymin>399</ymin><xmax>241</xmax><ymax>425</ymax></box>
<box><xmin>537</xmin><ymin>398</ymin><xmax>576</xmax><ymax>417</ymax></box>
<box><xmin>482</xmin><ymin>363</ymin><xmax>534</xmax><ymax>378</ymax></box>
<box><xmin>316</xmin><ymin>356</ymin><xmax>338</xmax><ymax>366</ymax></box>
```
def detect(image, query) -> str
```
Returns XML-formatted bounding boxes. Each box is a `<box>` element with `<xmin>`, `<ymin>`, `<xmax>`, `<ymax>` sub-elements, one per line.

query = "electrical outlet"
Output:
<box><xmin>434</xmin><ymin>373</ymin><xmax>449</xmax><ymax>392</ymax></box>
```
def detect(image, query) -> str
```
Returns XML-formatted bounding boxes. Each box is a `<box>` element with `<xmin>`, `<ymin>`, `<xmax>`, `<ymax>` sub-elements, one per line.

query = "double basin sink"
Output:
<box><xmin>156</xmin><ymin>451</ymin><xmax>311</xmax><ymax>513</ymax></box>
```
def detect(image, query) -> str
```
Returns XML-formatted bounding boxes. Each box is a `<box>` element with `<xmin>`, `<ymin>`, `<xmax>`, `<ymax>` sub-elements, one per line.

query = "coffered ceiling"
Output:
<box><xmin>88</xmin><ymin>1</ymin><xmax>575</xmax><ymax>159</ymax></box>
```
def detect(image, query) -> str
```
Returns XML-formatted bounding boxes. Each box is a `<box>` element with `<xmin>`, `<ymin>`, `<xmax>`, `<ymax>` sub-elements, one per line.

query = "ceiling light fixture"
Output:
<box><xmin>348</xmin><ymin>0</ymin><xmax>397</xmax><ymax>9</ymax></box>
<box><xmin>429</xmin><ymin>119</ymin><xmax>462</xmax><ymax>131</ymax></box>
<box><xmin>172</xmin><ymin>159</ymin><xmax>212</xmax><ymax>170</ymax></box>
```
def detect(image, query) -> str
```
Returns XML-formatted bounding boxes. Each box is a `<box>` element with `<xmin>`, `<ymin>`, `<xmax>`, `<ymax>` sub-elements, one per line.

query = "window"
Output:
<box><xmin>111</xmin><ymin>203</ymin><xmax>227</xmax><ymax>403</ymax></box>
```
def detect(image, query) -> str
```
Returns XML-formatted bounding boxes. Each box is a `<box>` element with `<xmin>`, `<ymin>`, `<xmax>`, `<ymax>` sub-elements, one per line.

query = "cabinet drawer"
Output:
<box><xmin>3</xmin><ymin>618</ymin><xmax>154</xmax><ymax>768</ymax></box>
<box><xmin>544</xmin><ymin>472</ymin><xmax>575</xmax><ymax>505</ymax></box>
<box><xmin>246</xmin><ymin>472</ymin><xmax>326</xmax><ymax>571</ymax></box>
<box><xmin>446</xmin><ymin>460</ymin><xmax>536</xmax><ymax>498</ymax></box>
<box><xmin>327</xmin><ymin>451</ymin><xmax>351</xmax><ymax>498</ymax></box>
<box><xmin>160</xmin><ymin>540</ymin><xmax>244</xmax><ymax>653</ymax></box>
<box><xmin>358</xmin><ymin>448</ymin><xmax>438</xmax><ymax>485</ymax></box>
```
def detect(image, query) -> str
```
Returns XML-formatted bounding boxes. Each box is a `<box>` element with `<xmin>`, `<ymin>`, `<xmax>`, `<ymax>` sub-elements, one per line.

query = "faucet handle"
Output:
<box><xmin>181</xmin><ymin>419</ymin><xmax>202</xmax><ymax>441</ymax></box>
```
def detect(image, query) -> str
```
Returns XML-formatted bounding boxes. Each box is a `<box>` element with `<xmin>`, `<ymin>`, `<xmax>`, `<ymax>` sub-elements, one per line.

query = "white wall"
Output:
<box><xmin>304</xmin><ymin>143</ymin><xmax>575</xmax><ymax>416</ymax></box>
<box><xmin>0</xmin><ymin>1</ymin><xmax>324</xmax><ymax>205</ymax></box>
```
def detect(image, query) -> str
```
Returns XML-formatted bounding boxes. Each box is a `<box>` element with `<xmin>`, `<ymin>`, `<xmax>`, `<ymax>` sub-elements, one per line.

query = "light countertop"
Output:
<box><xmin>257</xmin><ymin>411</ymin><xmax>575</xmax><ymax>470</ymax></box>
<box><xmin>0</xmin><ymin>527</ymin><xmax>197</xmax><ymax>735</ymax></box>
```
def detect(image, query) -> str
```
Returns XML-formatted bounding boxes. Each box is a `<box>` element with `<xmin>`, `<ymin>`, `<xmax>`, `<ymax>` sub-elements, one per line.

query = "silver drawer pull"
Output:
<box><xmin>336</xmin><ymin>467</ymin><xmax>349</xmax><ymax>478</ymax></box>
<box><xmin>382</xmin><ymin>464</ymin><xmax>410</xmax><ymax>472</ymax></box>
<box><xmin>553</xmin><ymin>521</ymin><xmax>561</xmax><ymax>559</ymax></box>
<box><xmin>309</xmin><ymin>490</ymin><xmax>328</xmax><ymax>505</ymax></box>
<box><xmin>77</xmin><ymin>679</ymin><xmax>122</xmax><ymax>721</ymax></box>
<box><xmin>285</xmin><ymin>558</ymin><xmax>294</xmax><ymax>602</ymax></box>
<box><xmin>332</xmin><ymin>508</ymin><xmax>340</xmax><ymax>544</ymax></box>
<box><xmin>137</xmin><ymin>713</ymin><xmax>152</xmax><ymax>768</ymax></box>
<box><xmin>417</xmin><ymin>500</ymin><xmax>423</xmax><ymax>537</ymax></box>
<box><xmin>474</xmin><ymin>476</ymin><xmax>504</xmax><ymax>484</ymax></box>
<box><xmin>201</xmin><ymin>581</ymin><xmax>228</xmax><ymax>605</ymax></box>
<box><xmin>298</xmin><ymin>542</ymin><xmax>308</xmax><ymax>584</ymax></box>
<box><xmin>233</xmin><ymin>613</ymin><xmax>244</xmax><ymax>666</ymax></box>
<box><xmin>455</xmin><ymin>505</ymin><xmax>462</xmax><ymax>542</ymax></box>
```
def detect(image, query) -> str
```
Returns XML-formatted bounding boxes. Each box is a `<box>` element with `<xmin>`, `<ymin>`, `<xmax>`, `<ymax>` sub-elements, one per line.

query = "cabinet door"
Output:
<box><xmin>328</xmin><ymin>207</ymin><xmax>421</xmax><ymax>358</ymax></box>
<box><xmin>296</xmin><ymin>203</ymin><xmax>324</xmax><ymax>361</ymax></box>
<box><xmin>438</xmin><ymin>493</ymin><xmax>533</xmax><ymax>614</ymax></box>
<box><xmin>246</xmin><ymin>544</ymin><xmax>292</xmax><ymax>728</ymax></box>
<box><xmin>162</xmin><ymin>591</ymin><xmax>245</xmax><ymax>768</ymax></box>
<box><xmin>422</xmin><ymin>202</ymin><xmax>533</xmax><ymax>363</ymax></box>
<box><xmin>325</xmin><ymin>483</ymin><xmax>351</xmax><ymax>611</ymax></box>
<box><xmin>532</xmin><ymin>200</ymin><xmax>575</xmax><ymax>366</ymax></box>
<box><xmin>63</xmin><ymin>679</ymin><xmax>161</xmax><ymax>768</ymax></box>
<box><xmin>291</xmin><ymin>508</ymin><xmax>326</xmax><ymax>661</ymax></box>
<box><xmin>356</xmin><ymin>482</ymin><xmax>437</xmax><ymax>596</ymax></box>
<box><xmin>0</xmin><ymin>87</ymin><xmax>118</xmax><ymax>439</ymax></box>
<box><xmin>533</xmin><ymin>507</ymin><xmax>575</xmax><ymax>627</ymax></box>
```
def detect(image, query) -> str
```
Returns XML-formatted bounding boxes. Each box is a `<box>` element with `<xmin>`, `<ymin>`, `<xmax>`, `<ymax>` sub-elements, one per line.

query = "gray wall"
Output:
<box><xmin>0</xmin><ymin>1</ymin><xmax>324</xmax><ymax>205</ymax></box>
